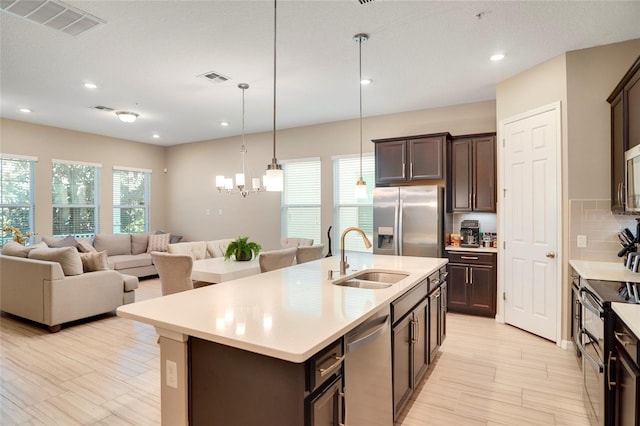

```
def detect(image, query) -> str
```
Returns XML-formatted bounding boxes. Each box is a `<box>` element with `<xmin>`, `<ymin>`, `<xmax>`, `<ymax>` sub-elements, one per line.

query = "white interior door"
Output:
<box><xmin>501</xmin><ymin>103</ymin><xmax>561</xmax><ymax>343</ymax></box>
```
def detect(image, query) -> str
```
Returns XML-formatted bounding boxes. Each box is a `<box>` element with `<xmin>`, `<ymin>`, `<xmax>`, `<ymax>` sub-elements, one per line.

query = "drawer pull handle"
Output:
<box><xmin>461</xmin><ymin>256</ymin><xmax>479</xmax><ymax>260</ymax></box>
<box><xmin>317</xmin><ymin>355</ymin><xmax>345</xmax><ymax>377</ymax></box>
<box><xmin>607</xmin><ymin>351</ymin><xmax>617</xmax><ymax>390</ymax></box>
<box><xmin>614</xmin><ymin>331</ymin><xmax>633</xmax><ymax>347</ymax></box>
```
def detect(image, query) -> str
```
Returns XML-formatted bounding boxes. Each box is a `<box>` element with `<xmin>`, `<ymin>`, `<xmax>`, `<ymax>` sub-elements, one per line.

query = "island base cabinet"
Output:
<box><xmin>189</xmin><ymin>337</ymin><xmax>344</xmax><ymax>426</ymax></box>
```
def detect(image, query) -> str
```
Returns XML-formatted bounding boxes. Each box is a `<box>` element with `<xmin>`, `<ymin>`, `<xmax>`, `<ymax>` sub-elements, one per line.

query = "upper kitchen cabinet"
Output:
<box><xmin>608</xmin><ymin>54</ymin><xmax>640</xmax><ymax>213</ymax></box>
<box><xmin>373</xmin><ymin>133</ymin><xmax>451</xmax><ymax>186</ymax></box>
<box><xmin>448</xmin><ymin>133</ymin><xmax>496</xmax><ymax>212</ymax></box>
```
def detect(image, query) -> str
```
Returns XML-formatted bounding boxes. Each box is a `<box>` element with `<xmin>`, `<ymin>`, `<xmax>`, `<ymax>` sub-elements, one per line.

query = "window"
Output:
<box><xmin>52</xmin><ymin>160</ymin><xmax>100</xmax><ymax>237</ymax></box>
<box><xmin>282</xmin><ymin>158</ymin><xmax>321</xmax><ymax>244</ymax></box>
<box><xmin>113</xmin><ymin>167</ymin><xmax>151</xmax><ymax>234</ymax></box>
<box><xmin>1</xmin><ymin>155</ymin><xmax>36</xmax><ymax>245</ymax></box>
<box><xmin>333</xmin><ymin>153</ymin><xmax>374</xmax><ymax>252</ymax></box>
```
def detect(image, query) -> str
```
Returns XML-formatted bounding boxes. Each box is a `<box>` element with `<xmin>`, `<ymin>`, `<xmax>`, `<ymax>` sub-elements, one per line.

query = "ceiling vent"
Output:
<box><xmin>355</xmin><ymin>0</ymin><xmax>376</xmax><ymax>4</ymax></box>
<box><xmin>1</xmin><ymin>0</ymin><xmax>105</xmax><ymax>37</ymax></box>
<box><xmin>93</xmin><ymin>105</ymin><xmax>114</xmax><ymax>112</ymax></box>
<box><xmin>197</xmin><ymin>71</ymin><xmax>231</xmax><ymax>84</ymax></box>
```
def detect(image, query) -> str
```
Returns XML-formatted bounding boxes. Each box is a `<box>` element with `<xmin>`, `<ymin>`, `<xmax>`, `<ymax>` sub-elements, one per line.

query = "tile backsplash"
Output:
<box><xmin>452</xmin><ymin>212</ymin><xmax>497</xmax><ymax>234</ymax></box>
<box><xmin>570</xmin><ymin>199</ymin><xmax>638</xmax><ymax>262</ymax></box>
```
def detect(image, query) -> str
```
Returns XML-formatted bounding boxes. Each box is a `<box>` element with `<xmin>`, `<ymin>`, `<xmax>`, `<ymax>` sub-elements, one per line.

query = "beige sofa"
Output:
<box><xmin>0</xmin><ymin>244</ymin><xmax>138</xmax><ymax>332</ymax></box>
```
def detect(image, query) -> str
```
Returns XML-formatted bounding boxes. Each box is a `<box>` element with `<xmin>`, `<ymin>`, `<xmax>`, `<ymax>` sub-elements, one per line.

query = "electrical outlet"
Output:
<box><xmin>577</xmin><ymin>235</ymin><xmax>587</xmax><ymax>248</ymax></box>
<box><xmin>166</xmin><ymin>360</ymin><xmax>178</xmax><ymax>388</ymax></box>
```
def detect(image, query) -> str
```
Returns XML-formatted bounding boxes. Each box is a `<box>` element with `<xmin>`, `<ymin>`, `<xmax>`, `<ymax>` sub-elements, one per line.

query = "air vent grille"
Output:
<box><xmin>1</xmin><ymin>0</ymin><xmax>105</xmax><ymax>37</ymax></box>
<box><xmin>197</xmin><ymin>71</ymin><xmax>231</xmax><ymax>84</ymax></box>
<box><xmin>355</xmin><ymin>0</ymin><xmax>376</xmax><ymax>4</ymax></box>
<box><xmin>94</xmin><ymin>105</ymin><xmax>114</xmax><ymax>112</ymax></box>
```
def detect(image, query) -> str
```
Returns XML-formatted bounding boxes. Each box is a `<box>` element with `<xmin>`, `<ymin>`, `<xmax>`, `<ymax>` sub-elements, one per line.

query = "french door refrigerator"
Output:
<box><xmin>373</xmin><ymin>185</ymin><xmax>444</xmax><ymax>257</ymax></box>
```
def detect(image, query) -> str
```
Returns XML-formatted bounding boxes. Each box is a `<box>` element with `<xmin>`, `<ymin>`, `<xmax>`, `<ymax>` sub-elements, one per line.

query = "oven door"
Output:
<box><xmin>578</xmin><ymin>287</ymin><xmax>605</xmax><ymax>426</ymax></box>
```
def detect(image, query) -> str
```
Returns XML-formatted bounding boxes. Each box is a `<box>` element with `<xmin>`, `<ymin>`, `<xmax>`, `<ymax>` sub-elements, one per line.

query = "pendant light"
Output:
<box><xmin>215</xmin><ymin>83</ymin><xmax>262</xmax><ymax>197</ymax></box>
<box><xmin>265</xmin><ymin>0</ymin><xmax>283</xmax><ymax>192</ymax></box>
<box><xmin>354</xmin><ymin>33</ymin><xmax>368</xmax><ymax>199</ymax></box>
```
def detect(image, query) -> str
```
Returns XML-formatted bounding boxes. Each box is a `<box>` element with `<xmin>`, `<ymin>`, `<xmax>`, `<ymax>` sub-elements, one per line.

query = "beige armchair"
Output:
<box><xmin>296</xmin><ymin>244</ymin><xmax>325</xmax><ymax>264</ymax></box>
<box><xmin>280</xmin><ymin>238</ymin><xmax>313</xmax><ymax>249</ymax></box>
<box><xmin>151</xmin><ymin>252</ymin><xmax>194</xmax><ymax>295</ymax></box>
<box><xmin>259</xmin><ymin>248</ymin><xmax>297</xmax><ymax>273</ymax></box>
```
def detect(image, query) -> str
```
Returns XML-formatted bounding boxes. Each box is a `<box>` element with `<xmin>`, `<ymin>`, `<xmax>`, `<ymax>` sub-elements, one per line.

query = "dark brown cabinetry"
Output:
<box><xmin>608</xmin><ymin>55</ymin><xmax>640</xmax><ymax>212</ymax></box>
<box><xmin>373</xmin><ymin>133</ymin><xmax>451</xmax><ymax>186</ymax></box>
<box><xmin>448</xmin><ymin>133</ymin><xmax>496</xmax><ymax>212</ymax></box>
<box><xmin>446</xmin><ymin>251</ymin><xmax>496</xmax><ymax>317</ymax></box>
<box><xmin>189</xmin><ymin>337</ymin><xmax>344</xmax><ymax>426</ymax></box>
<box><xmin>610</xmin><ymin>314</ymin><xmax>639</xmax><ymax>426</ymax></box>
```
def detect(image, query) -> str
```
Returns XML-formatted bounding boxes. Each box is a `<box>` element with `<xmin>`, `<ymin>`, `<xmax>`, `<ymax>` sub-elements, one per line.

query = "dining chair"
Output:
<box><xmin>296</xmin><ymin>244</ymin><xmax>325</xmax><ymax>264</ymax></box>
<box><xmin>259</xmin><ymin>248</ymin><xmax>297</xmax><ymax>273</ymax></box>
<box><xmin>280</xmin><ymin>238</ymin><xmax>314</xmax><ymax>249</ymax></box>
<box><xmin>151</xmin><ymin>251</ymin><xmax>194</xmax><ymax>295</ymax></box>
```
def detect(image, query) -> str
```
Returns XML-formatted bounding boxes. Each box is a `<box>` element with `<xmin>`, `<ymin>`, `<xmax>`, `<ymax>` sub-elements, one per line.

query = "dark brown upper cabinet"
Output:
<box><xmin>373</xmin><ymin>133</ymin><xmax>451</xmax><ymax>186</ymax></box>
<box><xmin>448</xmin><ymin>133</ymin><xmax>496</xmax><ymax>212</ymax></box>
<box><xmin>608</xmin><ymin>54</ymin><xmax>640</xmax><ymax>213</ymax></box>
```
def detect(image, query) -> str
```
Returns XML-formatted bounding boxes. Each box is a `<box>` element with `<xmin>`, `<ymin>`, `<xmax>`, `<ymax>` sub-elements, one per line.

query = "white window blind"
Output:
<box><xmin>333</xmin><ymin>154</ymin><xmax>374</xmax><ymax>252</ymax></box>
<box><xmin>113</xmin><ymin>168</ymin><xmax>150</xmax><ymax>234</ymax></box>
<box><xmin>52</xmin><ymin>160</ymin><xmax>100</xmax><ymax>237</ymax></box>
<box><xmin>282</xmin><ymin>158</ymin><xmax>321</xmax><ymax>243</ymax></box>
<box><xmin>1</xmin><ymin>156</ymin><xmax>36</xmax><ymax>245</ymax></box>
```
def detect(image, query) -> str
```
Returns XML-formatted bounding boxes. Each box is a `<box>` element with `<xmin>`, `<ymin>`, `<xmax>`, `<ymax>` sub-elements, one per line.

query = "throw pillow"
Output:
<box><xmin>131</xmin><ymin>233</ymin><xmax>149</xmax><ymax>255</ymax></box>
<box><xmin>80</xmin><ymin>250</ymin><xmax>109</xmax><ymax>272</ymax></box>
<box><xmin>155</xmin><ymin>230</ymin><xmax>183</xmax><ymax>244</ymax></box>
<box><xmin>28</xmin><ymin>247</ymin><xmax>83</xmax><ymax>276</ymax></box>
<box><xmin>76</xmin><ymin>240</ymin><xmax>98</xmax><ymax>253</ymax></box>
<box><xmin>42</xmin><ymin>236</ymin><xmax>62</xmax><ymax>246</ymax></box>
<box><xmin>49</xmin><ymin>235</ymin><xmax>79</xmax><ymax>249</ymax></box>
<box><xmin>1</xmin><ymin>241</ymin><xmax>30</xmax><ymax>257</ymax></box>
<box><xmin>148</xmin><ymin>232</ymin><xmax>171</xmax><ymax>252</ymax></box>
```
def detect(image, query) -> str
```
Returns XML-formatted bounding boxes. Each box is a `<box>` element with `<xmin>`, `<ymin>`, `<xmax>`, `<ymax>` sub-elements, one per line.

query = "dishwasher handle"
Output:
<box><xmin>346</xmin><ymin>314</ymin><xmax>390</xmax><ymax>353</ymax></box>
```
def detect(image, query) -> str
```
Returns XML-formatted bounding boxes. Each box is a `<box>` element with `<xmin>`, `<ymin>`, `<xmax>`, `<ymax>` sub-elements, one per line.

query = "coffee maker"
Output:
<box><xmin>460</xmin><ymin>220</ymin><xmax>480</xmax><ymax>248</ymax></box>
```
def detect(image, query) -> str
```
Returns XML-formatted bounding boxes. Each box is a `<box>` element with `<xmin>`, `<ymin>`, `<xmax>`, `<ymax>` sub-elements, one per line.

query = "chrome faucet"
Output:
<box><xmin>340</xmin><ymin>226</ymin><xmax>372</xmax><ymax>275</ymax></box>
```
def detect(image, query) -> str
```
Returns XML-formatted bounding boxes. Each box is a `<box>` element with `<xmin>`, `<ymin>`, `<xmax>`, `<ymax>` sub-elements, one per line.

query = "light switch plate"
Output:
<box><xmin>577</xmin><ymin>235</ymin><xmax>587</xmax><ymax>248</ymax></box>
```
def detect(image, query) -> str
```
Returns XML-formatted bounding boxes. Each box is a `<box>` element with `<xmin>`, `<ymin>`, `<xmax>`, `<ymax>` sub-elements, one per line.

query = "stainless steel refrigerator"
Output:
<box><xmin>373</xmin><ymin>185</ymin><xmax>444</xmax><ymax>257</ymax></box>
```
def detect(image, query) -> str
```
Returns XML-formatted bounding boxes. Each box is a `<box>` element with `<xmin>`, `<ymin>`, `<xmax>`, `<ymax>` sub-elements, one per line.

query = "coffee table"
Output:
<box><xmin>191</xmin><ymin>257</ymin><xmax>261</xmax><ymax>284</ymax></box>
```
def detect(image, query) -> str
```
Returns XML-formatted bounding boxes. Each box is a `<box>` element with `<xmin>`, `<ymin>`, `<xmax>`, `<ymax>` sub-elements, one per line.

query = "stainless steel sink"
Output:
<box><xmin>332</xmin><ymin>270</ymin><xmax>409</xmax><ymax>289</ymax></box>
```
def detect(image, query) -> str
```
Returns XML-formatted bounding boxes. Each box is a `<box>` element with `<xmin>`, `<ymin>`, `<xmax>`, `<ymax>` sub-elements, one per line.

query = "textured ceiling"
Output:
<box><xmin>1</xmin><ymin>0</ymin><xmax>639</xmax><ymax>146</ymax></box>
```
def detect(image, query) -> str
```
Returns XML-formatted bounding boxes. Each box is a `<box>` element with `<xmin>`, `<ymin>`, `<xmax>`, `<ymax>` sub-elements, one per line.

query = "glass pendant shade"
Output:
<box><xmin>265</xmin><ymin>167</ymin><xmax>283</xmax><ymax>192</ymax></box>
<box><xmin>355</xmin><ymin>178</ymin><xmax>367</xmax><ymax>199</ymax></box>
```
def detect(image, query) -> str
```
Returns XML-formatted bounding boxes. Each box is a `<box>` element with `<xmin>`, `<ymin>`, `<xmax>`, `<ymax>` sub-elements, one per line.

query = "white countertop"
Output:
<box><xmin>191</xmin><ymin>257</ymin><xmax>260</xmax><ymax>283</ymax></box>
<box><xmin>117</xmin><ymin>253</ymin><xmax>448</xmax><ymax>363</ymax></box>
<box><xmin>445</xmin><ymin>245</ymin><xmax>498</xmax><ymax>253</ymax></box>
<box><xmin>569</xmin><ymin>259</ymin><xmax>640</xmax><ymax>282</ymax></box>
<box><xmin>612</xmin><ymin>302</ymin><xmax>640</xmax><ymax>338</ymax></box>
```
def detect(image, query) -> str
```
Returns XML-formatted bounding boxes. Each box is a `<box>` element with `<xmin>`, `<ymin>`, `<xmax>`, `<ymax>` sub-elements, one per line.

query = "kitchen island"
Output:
<box><xmin>117</xmin><ymin>253</ymin><xmax>447</xmax><ymax>425</ymax></box>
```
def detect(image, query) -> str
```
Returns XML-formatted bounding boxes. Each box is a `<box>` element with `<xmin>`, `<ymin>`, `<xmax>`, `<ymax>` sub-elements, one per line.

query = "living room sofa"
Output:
<box><xmin>0</xmin><ymin>242</ymin><xmax>138</xmax><ymax>332</ymax></box>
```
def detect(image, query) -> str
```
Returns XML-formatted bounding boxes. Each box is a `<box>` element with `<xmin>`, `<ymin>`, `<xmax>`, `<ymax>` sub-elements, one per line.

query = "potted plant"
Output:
<box><xmin>224</xmin><ymin>236</ymin><xmax>261</xmax><ymax>261</ymax></box>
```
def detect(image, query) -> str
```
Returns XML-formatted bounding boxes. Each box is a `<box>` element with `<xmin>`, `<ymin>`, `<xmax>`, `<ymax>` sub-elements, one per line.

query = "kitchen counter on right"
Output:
<box><xmin>445</xmin><ymin>245</ymin><xmax>497</xmax><ymax>254</ymax></box>
<box><xmin>569</xmin><ymin>259</ymin><xmax>640</xmax><ymax>282</ymax></box>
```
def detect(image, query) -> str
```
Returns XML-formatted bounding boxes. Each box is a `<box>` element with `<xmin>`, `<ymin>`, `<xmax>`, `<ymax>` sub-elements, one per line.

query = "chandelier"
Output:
<box><xmin>215</xmin><ymin>83</ymin><xmax>263</xmax><ymax>197</ymax></box>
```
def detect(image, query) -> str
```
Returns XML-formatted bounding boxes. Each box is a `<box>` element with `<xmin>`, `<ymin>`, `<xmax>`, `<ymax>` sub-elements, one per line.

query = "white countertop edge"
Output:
<box><xmin>569</xmin><ymin>259</ymin><xmax>640</xmax><ymax>282</ymax></box>
<box><xmin>118</xmin><ymin>255</ymin><xmax>448</xmax><ymax>363</ymax></box>
<box><xmin>445</xmin><ymin>245</ymin><xmax>497</xmax><ymax>253</ymax></box>
<box><xmin>611</xmin><ymin>302</ymin><xmax>640</xmax><ymax>338</ymax></box>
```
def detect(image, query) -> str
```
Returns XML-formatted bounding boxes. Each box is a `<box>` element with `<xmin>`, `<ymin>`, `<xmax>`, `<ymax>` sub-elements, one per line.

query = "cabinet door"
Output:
<box><xmin>307</xmin><ymin>375</ymin><xmax>344</xmax><ymax>426</ymax></box>
<box><xmin>469</xmin><ymin>265</ymin><xmax>496</xmax><ymax>316</ymax></box>
<box><xmin>392</xmin><ymin>314</ymin><xmax>413</xmax><ymax>419</ymax></box>
<box><xmin>611</xmin><ymin>93</ymin><xmax>626</xmax><ymax>212</ymax></box>
<box><xmin>450</xmin><ymin>139</ymin><xmax>472</xmax><ymax>211</ymax></box>
<box><xmin>412</xmin><ymin>298</ymin><xmax>429</xmax><ymax>386</ymax></box>
<box><xmin>626</xmin><ymin>70</ymin><xmax>640</xmax><ymax>149</ymax></box>
<box><xmin>376</xmin><ymin>141</ymin><xmax>407</xmax><ymax>184</ymax></box>
<box><xmin>473</xmin><ymin>136</ymin><xmax>496</xmax><ymax>212</ymax></box>
<box><xmin>428</xmin><ymin>290</ymin><xmax>440</xmax><ymax>363</ymax></box>
<box><xmin>439</xmin><ymin>282</ymin><xmax>447</xmax><ymax>345</ymax></box>
<box><xmin>614</xmin><ymin>347</ymin><xmax>640</xmax><ymax>426</ymax></box>
<box><xmin>409</xmin><ymin>137</ymin><xmax>444</xmax><ymax>181</ymax></box>
<box><xmin>447</xmin><ymin>263</ymin><xmax>469</xmax><ymax>310</ymax></box>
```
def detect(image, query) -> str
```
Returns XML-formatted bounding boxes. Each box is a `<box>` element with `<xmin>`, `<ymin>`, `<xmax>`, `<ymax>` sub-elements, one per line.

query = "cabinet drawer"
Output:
<box><xmin>615</xmin><ymin>316</ymin><xmax>639</xmax><ymax>365</ymax></box>
<box><xmin>392</xmin><ymin>278</ymin><xmax>428</xmax><ymax>323</ymax></box>
<box><xmin>447</xmin><ymin>251</ymin><xmax>495</xmax><ymax>266</ymax></box>
<box><xmin>307</xmin><ymin>338</ymin><xmax>344</xmax><ymax>393</ymax></box>
<box><xmin>427</xmin><ymin>270</ymin><xmax>441</xmax><ymax>293</ymax></box>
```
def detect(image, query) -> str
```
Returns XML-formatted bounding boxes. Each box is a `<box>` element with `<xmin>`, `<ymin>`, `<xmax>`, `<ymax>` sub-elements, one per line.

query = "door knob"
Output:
<box><xmin>545</xmin><ymin>251</ymin><xmax>556</xmax><ymax>259</ymax></box>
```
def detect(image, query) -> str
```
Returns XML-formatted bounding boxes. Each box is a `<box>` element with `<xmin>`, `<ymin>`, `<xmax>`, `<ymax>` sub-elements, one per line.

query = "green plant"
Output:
<box><xmin>224</xmin><ymin>236</ymin><xmax>261</xmax><ymax>261</ymax></box>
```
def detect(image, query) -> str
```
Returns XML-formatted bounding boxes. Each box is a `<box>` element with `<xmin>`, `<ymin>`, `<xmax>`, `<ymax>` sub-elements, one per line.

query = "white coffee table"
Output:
<box><xmin>191</xmin><ymin>257</ymin><xmax>261</xmax><ymax>284</ymax></box>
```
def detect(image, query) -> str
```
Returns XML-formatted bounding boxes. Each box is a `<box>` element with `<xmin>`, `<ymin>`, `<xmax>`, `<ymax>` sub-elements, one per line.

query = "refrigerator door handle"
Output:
<box><xmin>398</xmin><ymin>199</ymin><xmax>403</xmax><ymax>256</ymax></box>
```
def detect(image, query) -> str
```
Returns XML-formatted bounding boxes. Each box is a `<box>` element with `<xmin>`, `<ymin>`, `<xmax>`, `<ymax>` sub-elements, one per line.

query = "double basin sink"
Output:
<box><xmin>333</xmin><ymin>270</ymin><xmax>409</xmax><ymax>290</ymax></box>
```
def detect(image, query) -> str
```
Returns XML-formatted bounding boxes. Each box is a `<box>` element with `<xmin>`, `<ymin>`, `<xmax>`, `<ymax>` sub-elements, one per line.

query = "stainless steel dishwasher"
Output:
<box><xmin>344</xmin><ymin>305</ymin><xmax>393</xmax><ymax>425</ymax></box>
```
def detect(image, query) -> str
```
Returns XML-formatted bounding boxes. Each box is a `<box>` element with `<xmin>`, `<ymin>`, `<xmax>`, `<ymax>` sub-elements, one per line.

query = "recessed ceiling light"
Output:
<box><xmin>220</xmin><ymin>121</ymin><xmax>229</xmax><ymax>127</ymax></box>
<box><xmin>19</xmin><ymin>108</ymin><xmax>31</xmax><ymax>113</ymax></box>
<box><xmin>84</xmin><ymin>82</ymin><xmax>97</xmax><ymax>89</ymax></box>
<box><xmin>361</xmin><ymin>79</ymin><xmax>372</xmax><ymax>85</ymax></box>
<box><xmin>115</xmin><ymin>111</ymin><xmax>139</xmax><ymax>123</ymax></box>
<box><xmin>152</xmin><ymin>134</ymin><xmax>160</xmax><ymax>139</ymax></box>
<box><xmin>490</xmin><ymin>53</ymin><xmax>505</xmax><ymax>62</ymax></box>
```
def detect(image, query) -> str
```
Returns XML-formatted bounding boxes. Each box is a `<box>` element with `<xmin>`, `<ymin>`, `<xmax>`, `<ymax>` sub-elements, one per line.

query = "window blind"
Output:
<box><xmin>0</xmin><ymin>156</ymin><xmax>35</xmax><ymax>245</ymax></box>
<box><xmin>113</xmin><ymin>168</ymin><xmax>150</xmax><ymax>234</ymax></box>
<box><xmin>282</xmin><ymin>158</ymin><xmax>321</xmax><ymax>243</ymax></box>
<box><xmin>52</xmin><ymin>160</ymin><xmax>99</xmax><ymax>237</ymax></box>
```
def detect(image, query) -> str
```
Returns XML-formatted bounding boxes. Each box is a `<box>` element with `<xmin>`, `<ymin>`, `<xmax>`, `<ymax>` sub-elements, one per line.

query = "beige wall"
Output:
<box><xmin>166</xmin><ymin>100</ymin><xmax>497</xmax><ymax>250</ymax></box>
<box><xmin>0</xmin><ymin>118</ymin><xmax>167</xmax><ymax>237</ymax></box>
